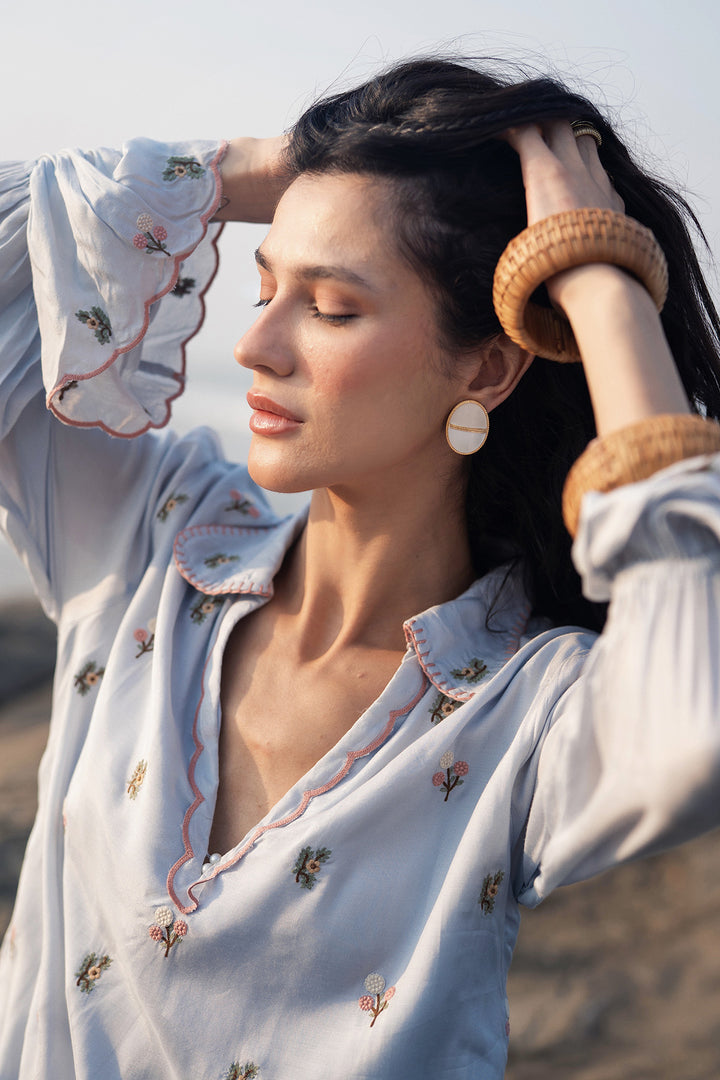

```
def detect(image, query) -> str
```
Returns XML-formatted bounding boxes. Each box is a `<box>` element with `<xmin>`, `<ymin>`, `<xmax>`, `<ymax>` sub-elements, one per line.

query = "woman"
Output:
<box><xmin>0</xmin><ymin>57</ymin><xmax>719</xmax><ymax>1079</ymax></box>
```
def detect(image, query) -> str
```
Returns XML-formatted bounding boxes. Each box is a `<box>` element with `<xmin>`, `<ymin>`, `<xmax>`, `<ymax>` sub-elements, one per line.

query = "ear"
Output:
<box><xmin>464</xmin><ymin>334</ymin><xmax>534</xmax><ymax>412</ymax></box>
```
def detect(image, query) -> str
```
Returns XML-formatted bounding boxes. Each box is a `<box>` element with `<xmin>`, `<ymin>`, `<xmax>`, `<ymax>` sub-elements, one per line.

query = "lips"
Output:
<box><xmin>246</xmin><ymin>392</ymin><xmax>302</xmax><ymax>423</ymax></box>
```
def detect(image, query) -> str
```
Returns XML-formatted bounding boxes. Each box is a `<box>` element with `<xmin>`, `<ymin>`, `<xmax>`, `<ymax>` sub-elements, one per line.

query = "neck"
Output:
<box><xmin>273</xmin><ymin>468</ymin><xmax>476</xmax><ymax>659</ymax></box>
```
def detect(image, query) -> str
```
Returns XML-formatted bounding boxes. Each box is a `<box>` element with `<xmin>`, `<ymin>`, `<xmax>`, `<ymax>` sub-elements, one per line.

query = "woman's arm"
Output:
<box><xmin>214</xmin><ymin>136</ymin><xmax>289</xmax><ymax>223</ymax></box>
<box><xmin>506</xmin><ymin>123</ymin><xmax>690</xmax><ymax>435</ymax></box>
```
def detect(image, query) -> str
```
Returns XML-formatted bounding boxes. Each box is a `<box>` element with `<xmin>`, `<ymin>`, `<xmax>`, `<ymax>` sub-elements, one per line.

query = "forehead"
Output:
<box><xmin>262</xmin><ymin>172</ymin><xmax>405</xmax><ymax>279</ymax></box>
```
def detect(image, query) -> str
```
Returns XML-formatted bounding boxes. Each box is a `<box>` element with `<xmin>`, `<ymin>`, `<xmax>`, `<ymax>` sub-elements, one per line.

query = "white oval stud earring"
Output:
<box><xmin>445</xmin><ymin>400</ymin><xmax>490</xmax><ymax>455</ymax></box>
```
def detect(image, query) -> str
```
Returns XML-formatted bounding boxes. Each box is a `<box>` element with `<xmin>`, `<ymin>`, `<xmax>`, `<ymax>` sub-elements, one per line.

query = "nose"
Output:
<box><xmin>234</xmin><ymin>306</ymin><xmax>295</xmax><ymax>377</ymax></box>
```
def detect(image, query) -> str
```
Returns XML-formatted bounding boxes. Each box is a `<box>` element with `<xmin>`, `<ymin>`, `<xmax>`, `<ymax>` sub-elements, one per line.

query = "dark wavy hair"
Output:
<box><xmin>285</xmin><ymin>58</ymin><xmax>720</xmax><ymax>630</ymax></box>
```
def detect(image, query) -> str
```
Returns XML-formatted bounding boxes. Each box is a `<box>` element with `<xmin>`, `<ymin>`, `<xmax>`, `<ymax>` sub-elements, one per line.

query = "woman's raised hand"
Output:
<box><xmin>503</xmin><ymin>121</ymin><xmax>689</xmax><ymax>434</ymax></box>
<box><xmin>215</xmin><ymin>136</ymin><xmax>290</xmax><ymax>224</ymax></box>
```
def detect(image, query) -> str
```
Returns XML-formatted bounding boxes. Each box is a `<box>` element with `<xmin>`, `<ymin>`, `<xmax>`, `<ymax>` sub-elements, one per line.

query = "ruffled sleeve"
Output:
<box><xmin>24</xmin><ymin>138</ymin><xmax>225</xmax><ymax>436</ymax></box>
<box><xmin>517</xmin><ymin>454</ymin><xmax>720</xmax><ymax>906</ymax></box>
<box><xmin>0</xmin><ymin>139</ymin><xmax>229</xmax><ymax>618</ymax></box>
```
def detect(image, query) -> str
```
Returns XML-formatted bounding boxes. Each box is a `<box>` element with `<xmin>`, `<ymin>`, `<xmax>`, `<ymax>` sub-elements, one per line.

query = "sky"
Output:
<box><xmin>1</xmin><ymin>0</ymin><xmax>718</xmax><ymax>597</ymax></box>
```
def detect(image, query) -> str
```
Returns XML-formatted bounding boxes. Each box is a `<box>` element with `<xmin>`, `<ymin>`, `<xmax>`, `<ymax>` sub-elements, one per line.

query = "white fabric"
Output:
<box><xmin>0</xmin><ymin>139</ymin><xmax>719</xmax><ymax>1080</ymax></box>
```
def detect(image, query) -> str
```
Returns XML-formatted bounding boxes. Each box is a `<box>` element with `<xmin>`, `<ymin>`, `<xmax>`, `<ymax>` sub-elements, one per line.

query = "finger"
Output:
<box><xmin>541</xmin><ymin>119</ymin><xmax>581</xmax><ymax>160</ymax></box>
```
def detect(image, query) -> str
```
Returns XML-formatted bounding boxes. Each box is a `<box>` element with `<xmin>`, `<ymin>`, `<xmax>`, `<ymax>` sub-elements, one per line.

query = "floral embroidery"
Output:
<box><xmin>148</xmin><ymin>905</ymin><xmax>188</xmax><ymax>957</ymax></box>
<box><xmin>172</xmin><ymin>275</ymin><xmax>196</xmax><ymax>297</ymax></box>
<box><xmin>157</xmin><ymin>492</ymin><xmax>189</xmax><ymax>522</ymax></box>
<box><xmin>190</xmin><ymin>594</ymin><xmax>225</xmax><ymax>624</ymax></box>
<box><xmin>292</xmin><ymin>845</ymin><xmax>331</xmax><ymax>889</ymax></box>
<box><xmin>222</xmin><ymin>1063</ymin><xmax>260</xmax><ymax>1080</ymax></box>
<box><xmin>358</xmin><ymin>972</ymin><xmax>396</xmax><ymax>1028</ymax></box>
<box><xmin>224</xmin><ymin>489</ymin><xmax>260</xmax><ymax>518</ymax></box>
<box><xmin>75</xmin><ymin>951</ymin><xmax>112</xmax><ymax>993</ymax></box>
<box><xmin>203</xmin><ymin>553</ymin><xmax>240</xmax><ymax>570</ymax></box>
<box><xmin>134</xmin><ymin>618</ymin><xmax>156</xmax><ymax>657</ymax></box>
<box><xmin>133</xmin><ymin>213</ymin><xmax>171</xmax><ymax>256</ymax></box>
<box><xmin>450</xmin><ymin>658</ymin><xmax>488</xmax><ymax>684</ymax></box>
<box><xmin>162</xmin><ymin>155</ymin><xmax>205</xmax><ymax>181</ymax></box>
<box><xmin>74</xmin><ymin>661</ymin><xmax>105</xmax><ymax>696</ymax></box>
<box><xmin>127</xmin><ymin>759</ymin><xmax>148</xmax><ymax>800</ymax></box>
<box><xmin>429</xmin><ymin>692</ymin><xmax>460</xmax><ymax>724</ymax></box>
<box><xmin>75</xmin><ymin>306</ymin><xmax>112</xmax><ymax>344</ymax></box>
<box><xmin>57</xmin><ymin>379</ymin><xmax>78</xmax><ymax>402</ymax></box>
<box><xmin>431</xmin><ymin>750</ymin><xmax>469</xmax><ymax>801</ymax></box>
<box><xmin>478</xmin><ymin>870</ymin><xmax>505</xmax><ymax>915</ymax></box>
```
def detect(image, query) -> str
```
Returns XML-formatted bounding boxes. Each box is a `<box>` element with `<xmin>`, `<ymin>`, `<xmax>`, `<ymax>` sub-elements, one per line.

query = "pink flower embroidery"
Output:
<box><xmin>432</xmin><ymin>751</ymin><xmax>469</xmax><ymax>801</ymax></box>
<box><xmin>358</xmin><ymin>972</ymin><xmax>395</xmax><ymax>1027</ymax></box>
<box><xmin>134</xmin><ymin>618</ymin><xmax>156</xmax><ymax>657</ymax></box>
<box><xmin>224</xmin><ymin>489</ymin><xmax>261</xmax><ymax>517</ymax></box>
<box><xmin>148</xmin><ymin>906</ymin><xmax>188</xmax><ymax>957</ymax></box>
<box><xmin>133</xmin><ymin>213</ymin><xmax>171</xmax><ymax>256</ymax></box>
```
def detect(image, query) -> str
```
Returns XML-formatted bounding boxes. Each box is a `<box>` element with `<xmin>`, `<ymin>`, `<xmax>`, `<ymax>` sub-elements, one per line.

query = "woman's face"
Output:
<box><xmin>235</xmin><ymin>172</ymin><xmax>473</xmax><ymax>496</ymax></box>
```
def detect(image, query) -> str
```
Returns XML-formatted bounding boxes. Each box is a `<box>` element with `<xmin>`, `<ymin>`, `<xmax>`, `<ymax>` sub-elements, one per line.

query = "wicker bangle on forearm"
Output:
<box><xmin>493</xmin><ymin>208</ymin><xmax>669</xmax><ymax>363</ymax></box>
<box><xmin>562</xmin><ymin>414</ymin><xmax>720</xmax><ymax>537</ymax></box>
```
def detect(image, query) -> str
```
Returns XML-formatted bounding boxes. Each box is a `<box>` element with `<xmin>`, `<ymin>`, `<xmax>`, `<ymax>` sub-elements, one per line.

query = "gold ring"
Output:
<box><xmin>571</xmin><ymin>121</ymin><xmax>602</xmax><ymax>148</ymax></box>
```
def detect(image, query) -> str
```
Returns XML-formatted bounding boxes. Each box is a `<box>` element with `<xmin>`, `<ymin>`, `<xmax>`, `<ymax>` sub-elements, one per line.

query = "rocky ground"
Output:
<box><xmin>1</xmin><ymin>600</ymin><xmax>719</xmax><ymax>1078</ymax></box>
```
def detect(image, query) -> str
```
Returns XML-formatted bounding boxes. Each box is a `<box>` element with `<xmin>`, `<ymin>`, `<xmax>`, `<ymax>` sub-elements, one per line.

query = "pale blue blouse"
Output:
<box><xmin>0</xmin><ymin>139</ymin><xmax>719</xmax><ymax>1080</ymax></box>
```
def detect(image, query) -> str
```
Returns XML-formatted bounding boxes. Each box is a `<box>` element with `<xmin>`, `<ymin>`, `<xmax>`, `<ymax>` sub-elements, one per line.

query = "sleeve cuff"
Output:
<box><xmin>27</xmin><ymin>138</ymin><xmax>227</xmax><ymax>437</ymax></box>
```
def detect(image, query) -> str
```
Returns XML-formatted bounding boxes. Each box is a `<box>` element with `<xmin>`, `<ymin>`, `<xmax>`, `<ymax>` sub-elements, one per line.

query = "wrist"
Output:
<box><xmin>216</xmin><ymin>136</ymin><xmax>290</xmax><ymax>223</ymax></box>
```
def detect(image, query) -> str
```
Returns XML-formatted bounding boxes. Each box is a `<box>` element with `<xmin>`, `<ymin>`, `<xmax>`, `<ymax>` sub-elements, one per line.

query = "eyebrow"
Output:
<box><xmin>254</xmin><ymin>248</ymin><xmax>376</xmax><ymax>291</ymax></box>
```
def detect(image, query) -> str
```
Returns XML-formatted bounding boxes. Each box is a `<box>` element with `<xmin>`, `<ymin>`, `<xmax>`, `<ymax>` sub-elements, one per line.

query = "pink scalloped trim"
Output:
<box><xmin>403</xmin><ymin>620</ymin><xmax>474</xmax><ymax>702</ymax></box>
<box><xmin>168</xmin><ymin>674</ymin><xmax>429</xmax><ymax>913</ymax></box>
<box><xmin>173</xmin><ymin>523</ymin><xmax>274</xmax><ymax>596</ymax></box>
<box><xmin>47</xmin><ymin>141</ymin><xmax>229</xmax><ymax>438</ymax></box>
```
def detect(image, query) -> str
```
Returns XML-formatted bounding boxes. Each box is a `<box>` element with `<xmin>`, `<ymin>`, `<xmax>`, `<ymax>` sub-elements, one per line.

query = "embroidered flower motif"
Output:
<box><xmin>133</xmin><ymin>214</ymin><xmax>171</xmax><ymax>256</ymax></box>
<box><xmin>190</xmin><ymin>594</ymin><xmax>225</xmax><ymax>624</ymax></box>
<box><xmin>57</xmin><ymin>379</ymin><xmax>79</xmax><ymax>402</ymax></box>
<box><xmin>127</xmin><ymin>759</ymin><xmax>148</xmax><ymax>800</ymax></box>
<box><xmin>75</xmin><ymin>951</ymin><xmax>112</xmax><ymax>993</ymax></box>
<box><xmin>134</xmin><ymin>618</ymin><xmax>156</xmax><ymax>657</ymax></box>
<box><xmin>432</xmin><ymin>751</ymin><xmax>469</xmax><ymax>801</ymax></box>
<box><xmin>162</xmin><ymin>155</ymin><xmax>206</xmax><ymax>181</ymax></box>
<box><xmin>75</xmin><ymin>306</ymin><xmax>112</xmax><ymax>344</ymax></box>
<box><xmin>148</xmin><ymin>906</ymin><xmax>188</xmax><ymax>957</ymax></box>
<box><xmin>224</xmin><ymin>489</ymin><xmax>261</xmax><ymax>518</ymax></box>
<box><xmin>358</xmin><ymin>972</ymin><xmax>396</xmax><ymax>1027</ymax></box>
<box><xmin>172</xmin><ymin>275</ymin><xmax>196</xmax><ymax>297</ymax></box>
<box><xmin>157</xmin><ymin>492</ymin><xmax>189</xmax><ymax>522</ymax></box>
<box><xmin>222</xmin><ymin>1062</ymin><xmax>260</xmax><ymax>1080</ymax></box>
<box><xmin>450</xmin><ymin>658</ymin><xmax>488</xmax><ymax>684</ymax></box>
<box><xmin>292</xmin><ymin>846</ymin><xmax>331</xmax><ymax>890</ymax></box>
<box><xmin>429</xmin><ymin>692</ymin><xmax>460</xmax><ymax>724</ymax></box>
<box><xmin>74</xmin><ymin>660</ymin><xmax>105</xmax><ymax>696</ymax></box>
<box><xmin>478</xmin><ymin>869</ymin><xmax>505</xmax><ymax>915</ymax></box>
<box><xmin>203</xmin><ymin>553</ymin><xmax>240</xmax><ymax>570</ymax></box>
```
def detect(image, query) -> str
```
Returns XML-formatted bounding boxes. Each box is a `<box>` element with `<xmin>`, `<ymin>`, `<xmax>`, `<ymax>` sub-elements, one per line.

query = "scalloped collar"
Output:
<box><xmin>173</xmin><ymin>508</ymin><xmax>530</xmax><ymax>696</ymax></box>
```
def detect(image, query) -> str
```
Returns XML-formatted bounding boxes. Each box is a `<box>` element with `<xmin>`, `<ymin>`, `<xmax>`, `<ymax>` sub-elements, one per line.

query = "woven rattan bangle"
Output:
<box><xmin>562</xmin><ymin>414</ymin><xmax>720</xmax><ymax>537</ymax></box>
<box><xmin>492</xmin><ymin>208</ymin><xmax>669</xmax><ymax>363</ymax></box>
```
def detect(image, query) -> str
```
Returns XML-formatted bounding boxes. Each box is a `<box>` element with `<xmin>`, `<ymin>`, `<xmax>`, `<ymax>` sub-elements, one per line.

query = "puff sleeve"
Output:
<box><xmin>0</xmin><ymin>140</ymin><xmax>228</xmax><ymax>618</ymax></box>
<box><xmin>517</xmin><ymin>454</ymin><xmax>720</xmax><ymax>906</ymax></box>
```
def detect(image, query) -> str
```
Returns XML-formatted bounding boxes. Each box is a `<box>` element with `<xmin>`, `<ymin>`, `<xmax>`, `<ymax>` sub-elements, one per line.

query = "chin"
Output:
<box><xmin>247</xmin><ymin>452</ymin><xmax>316</xmax><ymax>495</ymax></box>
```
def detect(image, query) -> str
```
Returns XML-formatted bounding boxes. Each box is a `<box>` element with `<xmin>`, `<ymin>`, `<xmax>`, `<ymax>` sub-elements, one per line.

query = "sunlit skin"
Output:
<box><xmin>209</xmin><ymin>173</ymin><xmax>531</xmax><ymax>853</ymax></box>
<box><xmin>236</xmin><ymin>172</ymin><xmax>526</xmax><ymax>499</ymax></box>
<box><xmin>208</xmin><ymin>129</ymin><xmax>690</xmax><ymax>855</ymax></box>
